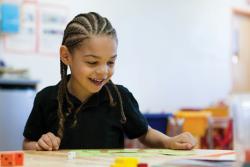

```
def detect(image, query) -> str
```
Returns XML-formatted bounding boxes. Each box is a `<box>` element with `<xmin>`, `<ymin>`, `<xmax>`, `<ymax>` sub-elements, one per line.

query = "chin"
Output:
<box><xmin>89</xmin><ymin>86</ymin><xmax>103</xmax><ymax>93</ymax></box>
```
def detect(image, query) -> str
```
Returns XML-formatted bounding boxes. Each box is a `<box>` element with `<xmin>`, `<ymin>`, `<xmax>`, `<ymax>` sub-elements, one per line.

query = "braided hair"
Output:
<box><xmin>57</xmin><ymin>12</ymin><xmax>126</xmax><ymax>139</ymax></box>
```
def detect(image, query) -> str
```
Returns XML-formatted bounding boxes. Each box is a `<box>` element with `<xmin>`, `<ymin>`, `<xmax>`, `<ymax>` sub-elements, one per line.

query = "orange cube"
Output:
<box><xmin>14</xmin><ymin>152</ymin><xmax>24</xmax><ymax>166</ymax></box>
<box><xmin>1</xmin><ymin>153</ymin><xmax>14</xmax><ymax>166</ymax></box>
<box><xmin>0</xmin><ymin>151</ymin><xmax>24</xmax><ymax>166</ymax></box>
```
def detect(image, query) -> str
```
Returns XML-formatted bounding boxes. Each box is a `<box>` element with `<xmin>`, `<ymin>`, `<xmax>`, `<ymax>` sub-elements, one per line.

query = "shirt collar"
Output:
<box><xmin>50</xmin><ymin>76</ymin><xmax>110</xmax><ymax>107</ymax></box>
<box><xmin>67</xmin><ymin>85</ymin><xmax>109</xmax><ymax>108</ymax></box>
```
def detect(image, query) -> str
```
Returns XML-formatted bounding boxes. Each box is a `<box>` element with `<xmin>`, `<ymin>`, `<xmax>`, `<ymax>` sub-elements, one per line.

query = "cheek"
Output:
<box><xmin>78</xmin><ymin>63</ymin><xmax>93</xmax><ymax>73</ymax></box>
<box><xmin>108</xmin><ymin>67</ymin><xmax>114</xmax><ymax>76</ymax></box>
<box><xmin>72</xmin><ymin>65</ymin><xmax>90</xmax><ymax>77</ymax></box>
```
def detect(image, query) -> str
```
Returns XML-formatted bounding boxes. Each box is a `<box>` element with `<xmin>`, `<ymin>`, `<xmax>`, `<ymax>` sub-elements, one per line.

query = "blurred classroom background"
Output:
<box><xmin>0</xmin><ymin>0</ymin><xmax>250</xmax><ymax>150</ymax></box>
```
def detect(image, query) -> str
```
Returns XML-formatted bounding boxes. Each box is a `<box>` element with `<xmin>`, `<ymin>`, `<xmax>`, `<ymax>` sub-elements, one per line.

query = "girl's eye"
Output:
<box><xmin>108</xmin><ymin>61</ymin><xmax>115</xmax><ymax>65</ymax></box>
<box><xmin>87</xmin><ymin>61</ymin><xmax>97</xmax><ymax>65</ymax></box>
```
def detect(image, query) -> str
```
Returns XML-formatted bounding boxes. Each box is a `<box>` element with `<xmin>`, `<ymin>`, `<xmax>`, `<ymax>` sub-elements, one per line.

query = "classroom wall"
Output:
<box><xmin>1</xmin><ymin>0</ymin><xmax>250</xmax><ymax>113</ymax></box>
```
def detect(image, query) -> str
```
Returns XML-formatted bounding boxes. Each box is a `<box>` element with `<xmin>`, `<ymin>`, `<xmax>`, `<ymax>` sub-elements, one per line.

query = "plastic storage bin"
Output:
<box><xmin>144</xmin><ymin>113</ymin><xmax>172</xmax><ymax>134</ymax></box>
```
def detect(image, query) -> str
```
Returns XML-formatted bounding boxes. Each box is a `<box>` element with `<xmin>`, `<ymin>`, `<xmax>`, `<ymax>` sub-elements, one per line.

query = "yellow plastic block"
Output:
<box><xmin>114</xmin><ymin>157</ymin><xmax>139</xmax><ymax>167</ymax></box>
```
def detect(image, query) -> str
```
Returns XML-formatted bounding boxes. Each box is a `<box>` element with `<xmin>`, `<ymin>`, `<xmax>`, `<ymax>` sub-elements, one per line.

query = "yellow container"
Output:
<box><xmin>174</xmin><ymin>111</ymin><xmax>211</xmax><ymax>137</ymax></box>
<box><xmin>202</xmin><ymin>107</ymin><xmax>229</xmax><ymax>117</ymax></box>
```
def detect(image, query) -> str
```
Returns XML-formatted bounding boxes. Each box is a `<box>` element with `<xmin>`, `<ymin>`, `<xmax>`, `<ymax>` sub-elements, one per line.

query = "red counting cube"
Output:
<box><xmin>245</xmin><ymin>149</ymin><xmax>250</xmax><ymax>163</ymax></box>
<box><xmin>1</xmin><ymin>153</ymin><xmax>14</xmax><ymax>166</ymax></box>
<box><xmin>137</xmin><ymin>163</ymin><xmax>148</xmax><ymax>167</ymax></box>
<box><xmin>0</xmin><ymin>151</ymin><xmax>24</xmax><ymax>166</ymax></box>
<box><xmin>14</xmin><ymin>152</ymin><xmax>24</xmax><ymax>166</ymax></box>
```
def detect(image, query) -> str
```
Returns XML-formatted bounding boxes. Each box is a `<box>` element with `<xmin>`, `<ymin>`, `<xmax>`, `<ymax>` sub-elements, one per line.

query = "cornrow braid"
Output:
<box><xmin>57</xmin><ymin>61</ymin><xmax>67</xmax><ymax>138</ymax></box>
<box><xmin>104</xmin><ymin>84</ymin><xmax>116</xmax><ymax>107</ymax></box>
<box><xmin>57</xmin><ymin>12</ymin><xmax>120</xmax><ymax>139</ymax></box>
<box><xmin>109</xmin><ymin>80</ymin><xmax>127</xmax><ymax>124</ymax></box>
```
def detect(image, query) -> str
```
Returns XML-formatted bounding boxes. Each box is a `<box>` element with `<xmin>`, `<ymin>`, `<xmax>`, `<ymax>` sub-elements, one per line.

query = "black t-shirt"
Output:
<box><xmin>23</xmin><ymin>82</ymin><xmax>148</xmax><ymax>149</ymax></box>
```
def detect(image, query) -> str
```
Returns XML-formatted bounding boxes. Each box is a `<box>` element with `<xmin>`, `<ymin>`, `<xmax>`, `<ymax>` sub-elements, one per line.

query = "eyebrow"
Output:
<box><xmin>84</xmin><ymin>54</ymin><xmax>117</xmax><ymax>59</ymax></box>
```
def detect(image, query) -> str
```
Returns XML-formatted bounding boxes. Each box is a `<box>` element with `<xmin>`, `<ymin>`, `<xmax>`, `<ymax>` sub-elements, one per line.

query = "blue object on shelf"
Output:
<box><xmin>0</xmin><ymin>60</ymin><xmax>5</xmax><ymax>67</ymax></box>
<box><xmin>0</xmin><ymin>3</ymin><xmax>20</xmax><ymax>33</ymax></box>
<box><xmin>144</xmin><ymin>113</ymin><xmax>173</xmax><ymax>134</ymax></box>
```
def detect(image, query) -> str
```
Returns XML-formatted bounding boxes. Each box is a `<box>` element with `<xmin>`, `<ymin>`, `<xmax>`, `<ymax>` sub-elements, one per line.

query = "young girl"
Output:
<box><xmin>23</xmin><ymin>12</ymin><xmax>196</xmax><ymax>151</ymax></box>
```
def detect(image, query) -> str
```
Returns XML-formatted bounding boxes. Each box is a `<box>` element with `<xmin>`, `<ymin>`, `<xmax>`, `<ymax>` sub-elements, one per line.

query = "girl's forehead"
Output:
<box><xmin>74</xmin><ymin>36</ymin><xmax>117</xmax><ymax>57</ymax></box>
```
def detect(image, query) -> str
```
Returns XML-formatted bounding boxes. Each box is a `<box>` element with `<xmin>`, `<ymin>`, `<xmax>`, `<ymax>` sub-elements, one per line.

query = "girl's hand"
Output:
<box><xmin>166</xmin><ymin>132</ymin><xmax>197</xmax><ymax>150</ymax></box>
<box><xmin>36</xmin><ymin>132</ymin><xmax>61</xmax><ymax>151</ymax></box>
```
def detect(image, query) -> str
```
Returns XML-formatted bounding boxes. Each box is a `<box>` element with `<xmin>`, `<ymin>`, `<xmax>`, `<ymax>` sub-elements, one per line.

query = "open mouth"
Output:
<box><xmin>89</xmin><ymin>78</ymin><xmax>106</xmax><ymax>86</ymax></box>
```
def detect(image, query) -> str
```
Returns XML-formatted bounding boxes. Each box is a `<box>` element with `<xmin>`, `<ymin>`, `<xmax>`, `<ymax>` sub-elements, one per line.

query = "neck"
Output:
<box><xmin>67</xmin><ymin>78</ymin><xmax>92</xmax><ymax>103</ymax></box>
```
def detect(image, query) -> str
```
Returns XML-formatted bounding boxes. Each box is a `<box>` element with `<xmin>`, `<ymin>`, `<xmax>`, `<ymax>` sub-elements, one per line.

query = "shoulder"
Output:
<box><xmin>115</xmin><ymin>84</ymin><xmax>131</xmax><ymax>94</ymax></box>
<box><xmin>108</xmin><ymin>84</ymin><xmax>135</xmax><ymax>99</ymax></box>
<box><xmin>35</xmin><ymin>84</ymin><xmax>59</xmax><ymax>103</ymax></box>
<box><xmin>112</xmin><ymin>84</ymin><xmax>138</xmax><ymax>105</ymax></box>
<box><xmin>104</xmin><ymin>82</ymin><xmax>137</xmax><ymax>103</ymax></box>
<box><xmin>112</xmin><ymin>84</ymin><xmax>132</xmax><ymax>95</ymax></box>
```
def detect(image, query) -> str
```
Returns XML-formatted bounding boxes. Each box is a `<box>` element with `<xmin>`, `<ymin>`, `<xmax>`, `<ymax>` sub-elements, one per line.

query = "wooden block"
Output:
<box><xmin>0</xmin><ymin>151</ymin><xmax>24</xmax><ymax>166</ymax></box>
<box><xmin>1</xmin><ymin>153</ymin><xmax>14</xmax><ymax>166</ymax></box>
<box><xmin>137</xmin><ymin>163</ymin><xmax>148</xmax><ymax>167</ymax></box>
<box><xmin>14</xmin><ymin>152</ymin><xmax>24</xmax><ymax>166</ymax></box>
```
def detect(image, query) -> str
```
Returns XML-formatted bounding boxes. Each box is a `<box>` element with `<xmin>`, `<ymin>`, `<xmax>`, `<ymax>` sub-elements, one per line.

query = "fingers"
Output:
<box><xmin>183</xmin><ymin>132</ymin><xmax>197</xmax><ymax>147</ymax></box>
<box><xmin>36</xmin><ymin>132</ymin><xmax>61</xmax><ymax>151</ymax></box>
<box><xmin>169</xmin><ymin>132</ymin><xmax>197</xmax><ymax>150</ymax></box>
<box><xmin>47</xmin><ymin>132</ymin><xmax>61</xmax><ymax>150</ymax></box>
<box><xmin>37</xmin><ymin>136</ymin><xmax>52</xmax><ymax>151</ymax></box>
<box><xmin>175</xmin><ymin>132</ymin><xmax>196</xmax><ymax>147</ymax></box>
<box><xmin>172</xmin><ymin>142</ymin><xmax>193</xmax><ymax>150</ymax></box>
<box><xmin>35</xmin><ymin>142</ymin><xmax>43</xmax><ymax>151</ymax></box>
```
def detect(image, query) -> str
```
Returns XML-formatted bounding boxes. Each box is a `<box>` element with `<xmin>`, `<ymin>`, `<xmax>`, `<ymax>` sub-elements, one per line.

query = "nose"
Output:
<box><xmin>96</xmin><ymin>65</ymin><xmax>109</xmax><ymax>76</ymax></box>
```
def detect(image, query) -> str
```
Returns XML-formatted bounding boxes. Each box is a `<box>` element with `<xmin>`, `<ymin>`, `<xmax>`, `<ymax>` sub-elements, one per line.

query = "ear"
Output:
<box><xmin>60</xmin><ymin>45</ymin><xmax>72</xmax><ymax>65</ymax></box>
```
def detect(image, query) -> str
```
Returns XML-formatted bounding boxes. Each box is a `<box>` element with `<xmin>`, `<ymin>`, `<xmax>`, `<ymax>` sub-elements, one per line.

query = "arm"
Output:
<box><xmin>116</xmin><ymin>86</ymin><xmax>196</xmax><ymax>149</ymax></box>
<box><xmin>138</xmin><ymin>127</ymin><xmax>196</xmax><ymax>150</ymax></box>
<box><xmin>23</xmin><ymin>138</ymin><xmax>37</xmax><ymax>150</ymax></box>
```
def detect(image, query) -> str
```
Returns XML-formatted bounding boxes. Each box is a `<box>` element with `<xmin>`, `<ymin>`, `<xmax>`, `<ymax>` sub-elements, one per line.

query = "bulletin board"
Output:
<box><xmin>3</xmin><ymin>0</ymin><xmax>38</xmax><ymax>53</ymax></box>
<box><xmin>38</xmin><ymin>3</ymin><xmax>68</xmax><ymax>55</ymax></box>
<box><xmin>3</xmin><ymin>0</ymin><xmax>69</xmax><ymax>56</ymax></box>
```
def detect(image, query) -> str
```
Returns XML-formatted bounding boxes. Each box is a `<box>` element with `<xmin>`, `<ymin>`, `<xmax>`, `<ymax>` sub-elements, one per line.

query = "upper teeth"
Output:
<box><xmin>93</xmin><ymin>79</ymin><xmax>102</xmax><ymax>82</ymax></box>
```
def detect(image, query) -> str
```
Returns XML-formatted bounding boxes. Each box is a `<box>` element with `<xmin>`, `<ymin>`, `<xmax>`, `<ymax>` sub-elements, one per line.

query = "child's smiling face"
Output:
<box><xmin>67</xmin><ymin>35</ymin><xmax>117</xmax><ymax>94</ymax></box>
